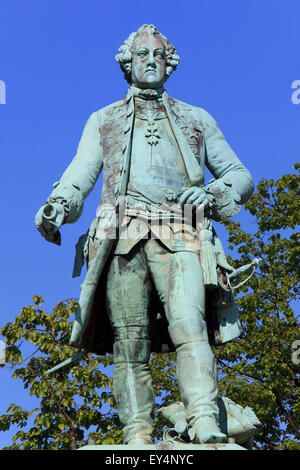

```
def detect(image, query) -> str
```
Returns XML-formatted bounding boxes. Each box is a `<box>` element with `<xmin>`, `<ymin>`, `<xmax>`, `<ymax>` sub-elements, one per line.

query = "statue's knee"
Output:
<box><xmin>168</xmin><ymin>315</ymin><xmax>208</xmax><ymax>348</ymax></box>
<box><xmin>113</xmin><ymin>324</ymin><xmax>149</xmax><ymax>342</ymax></box>
<box><xmin>113</xmin><ymin>339</ymin><xmax>151</xmax><ymax>364</ymax></box>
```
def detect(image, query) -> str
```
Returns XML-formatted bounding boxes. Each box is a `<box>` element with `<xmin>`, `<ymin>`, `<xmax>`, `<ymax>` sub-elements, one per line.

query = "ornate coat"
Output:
<box><xmin>46</xmin><ymin>88</ymin><xmax>254</xmax><ymax>355</ymax></box>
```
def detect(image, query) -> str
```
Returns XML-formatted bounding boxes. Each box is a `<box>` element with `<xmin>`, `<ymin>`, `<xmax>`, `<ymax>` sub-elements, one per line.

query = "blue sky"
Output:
<box><xmin>0</xmin><ymin>0</ymin><xmax>299</xmax><ymax>448</ymax></box>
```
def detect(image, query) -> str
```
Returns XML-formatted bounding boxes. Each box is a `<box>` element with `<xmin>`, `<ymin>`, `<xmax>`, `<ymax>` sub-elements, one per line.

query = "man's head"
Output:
<box><xmin>116</xmin><ymin>25</ymin><xmax>180</xmax><ymax>88</ymax></box>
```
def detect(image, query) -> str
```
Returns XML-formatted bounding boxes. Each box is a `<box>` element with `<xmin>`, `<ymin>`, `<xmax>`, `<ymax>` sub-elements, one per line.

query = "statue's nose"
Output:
<box><xmin>146</xmin><ymin>52</ymin><xmax>156</xmax><ymax>68</ymax></box>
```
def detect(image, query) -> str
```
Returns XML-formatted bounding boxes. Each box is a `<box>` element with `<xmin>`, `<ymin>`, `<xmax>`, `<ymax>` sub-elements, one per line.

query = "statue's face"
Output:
<box><xmin>131</xmin><ymin>34</ymin><xmax>167</xmax><ymax>89</ymax></box>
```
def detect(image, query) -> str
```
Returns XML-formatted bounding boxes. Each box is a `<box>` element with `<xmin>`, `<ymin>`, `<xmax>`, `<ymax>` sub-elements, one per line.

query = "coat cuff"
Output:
<box><xmin>46</xmin><ymin>180</ymin><xmax>84</xmax><ymax>223</ymax></box>
<box><xmin>203</xmin><ymin>179</ymin><xmax>242</xmax><ymax>221</ymax></box>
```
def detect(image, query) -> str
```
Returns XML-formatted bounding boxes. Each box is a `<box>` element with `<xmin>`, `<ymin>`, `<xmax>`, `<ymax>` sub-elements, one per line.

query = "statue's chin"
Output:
<box><xmin>132</xmin><ymin>76</ymin><xmax>167</xmax><ymax>90</ymax></box>
<box><xmin>133</xmin><ymin>82</ymin><xmax>162</xmax><ymax>90</ymax></box>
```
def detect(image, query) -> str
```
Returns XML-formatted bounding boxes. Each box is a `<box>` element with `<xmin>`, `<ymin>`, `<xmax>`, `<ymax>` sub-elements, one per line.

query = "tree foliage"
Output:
<box><xmin>0</xmin><ymin>298</ymin><xmax>122</xmax><ymax>449</ymax></box>
<box><xmin>0</xmin><ymin>166</ymin><xmax>299</xmax><ymax>450</ymax></box>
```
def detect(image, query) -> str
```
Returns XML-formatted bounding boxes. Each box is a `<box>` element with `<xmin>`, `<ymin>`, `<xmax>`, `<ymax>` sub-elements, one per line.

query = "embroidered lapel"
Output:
<box><xmin>162</xmin><ymin>92</ymin><xmax>204</xmax><ymax>187</ymax></box>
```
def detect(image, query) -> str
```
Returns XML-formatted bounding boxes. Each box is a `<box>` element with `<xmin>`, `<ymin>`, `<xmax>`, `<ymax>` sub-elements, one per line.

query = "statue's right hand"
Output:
<box><xmin>35</xmin><ymin>203</ymin><xmax>65</xmax><ymax>244</ymax></box>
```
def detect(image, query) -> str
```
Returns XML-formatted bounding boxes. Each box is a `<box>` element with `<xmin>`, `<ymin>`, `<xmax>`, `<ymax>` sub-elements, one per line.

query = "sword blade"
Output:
<box><xmin>45</xmin><ymin>351</ymin><xmax>85</xmax><ymax>375</ymax></box>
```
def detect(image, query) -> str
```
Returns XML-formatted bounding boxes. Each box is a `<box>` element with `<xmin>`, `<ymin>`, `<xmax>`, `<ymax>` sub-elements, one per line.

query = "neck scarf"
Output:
<box><xmin>130</xmin><ymin>85</ymin><xmax>165</xmax><ymax>100</ymax></box>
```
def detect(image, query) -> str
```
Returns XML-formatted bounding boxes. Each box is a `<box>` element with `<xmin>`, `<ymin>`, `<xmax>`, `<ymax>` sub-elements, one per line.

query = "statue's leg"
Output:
<box><xmin>145</xmin><ymin>239</ymin><xmax>227</xmax><ymax>444</ymax></box>
<box><xmin>106</xmin><ymin>246</ymin><xmax>155</xmax><ymax>445</ymax></box>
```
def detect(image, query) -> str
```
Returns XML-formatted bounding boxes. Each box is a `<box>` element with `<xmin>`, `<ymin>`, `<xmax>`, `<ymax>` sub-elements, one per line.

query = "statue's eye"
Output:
<box><xmin>137</xmin><ymin>51</ymin><xmax>148</xmax><ymax>58</ymax></box>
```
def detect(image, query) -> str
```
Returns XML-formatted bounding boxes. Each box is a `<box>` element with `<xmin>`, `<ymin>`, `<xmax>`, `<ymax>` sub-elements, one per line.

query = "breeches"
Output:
<box><xmin>106</xmin><ymin>237</ymin><xmax>208</xmax><ymax>352</ymax></box>
<box><xmin>106</xmin><ymin>238</ymin><xmax>219</xmax><ymax>441</ymax></box>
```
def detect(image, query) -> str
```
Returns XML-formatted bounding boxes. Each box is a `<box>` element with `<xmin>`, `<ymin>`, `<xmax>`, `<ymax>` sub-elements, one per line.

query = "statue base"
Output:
<box><xmin>79</xmin><ymin>441</ymin><xmax>245</xmax><ymax>451</ymax></box>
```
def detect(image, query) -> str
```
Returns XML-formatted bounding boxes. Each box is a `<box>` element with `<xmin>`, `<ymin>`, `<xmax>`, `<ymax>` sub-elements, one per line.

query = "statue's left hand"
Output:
<box><xmin>177</xmin><ymin>187</ymin><xmax>209</xmax><ymax>208</ymax></box>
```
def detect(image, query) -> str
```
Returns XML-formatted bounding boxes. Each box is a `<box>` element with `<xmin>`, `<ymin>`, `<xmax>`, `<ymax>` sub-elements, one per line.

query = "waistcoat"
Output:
<box><xmin>97</xmin><ymin>89</ymin><xmax>205</xmax><ymax>217</ymax></box>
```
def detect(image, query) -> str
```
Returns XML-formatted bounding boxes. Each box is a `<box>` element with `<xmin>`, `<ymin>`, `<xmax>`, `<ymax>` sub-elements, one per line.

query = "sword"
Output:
<box><xmin>45</xmin><ymin>351</ymin><xmax>86</xmax><ymax>375</ymax></box>
<box><xmin>228</xmin><ymin>257</ymin><xmax>261</xmax><ymax>289</ymax></box>
<box><xmin>229</xmin><ymin>257</ymin><xmax>261</xmax><ymax>281</ymax></box>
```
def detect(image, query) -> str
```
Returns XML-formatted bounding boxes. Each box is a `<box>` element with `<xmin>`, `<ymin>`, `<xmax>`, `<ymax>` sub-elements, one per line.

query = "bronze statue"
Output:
<box><xmin>35</xmin><ymin>25</ymin><xmax>255</xmax><ymax>446</ymax></box>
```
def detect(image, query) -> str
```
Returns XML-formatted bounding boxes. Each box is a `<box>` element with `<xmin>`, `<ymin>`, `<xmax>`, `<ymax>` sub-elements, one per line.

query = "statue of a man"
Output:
<box><xmin>35</xmin><ymin>25</ymin><xmax>254</xmax><ymax>446</ymax></box>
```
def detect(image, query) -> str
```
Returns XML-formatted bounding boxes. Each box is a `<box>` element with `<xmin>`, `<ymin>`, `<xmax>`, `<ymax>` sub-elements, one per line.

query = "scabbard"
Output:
<box><xmin>45</xmin><ymin>351</ymin><xmax>86</xmax><ymax>375</ymax></box>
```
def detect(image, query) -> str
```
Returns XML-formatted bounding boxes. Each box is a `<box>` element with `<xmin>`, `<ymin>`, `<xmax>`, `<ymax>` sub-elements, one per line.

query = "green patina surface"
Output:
<box><xmin>36</xmin><ymin>24</ymin><xmax>258</xmax><ymax>448</ymax></box>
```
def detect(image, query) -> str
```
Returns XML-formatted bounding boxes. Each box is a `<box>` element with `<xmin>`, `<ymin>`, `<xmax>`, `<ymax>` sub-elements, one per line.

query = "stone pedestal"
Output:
<box><xmin>79</xmin><ymin>441</ymin><xmax>245</xmax><ymax>451</ymax></box>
